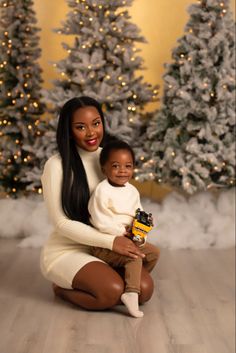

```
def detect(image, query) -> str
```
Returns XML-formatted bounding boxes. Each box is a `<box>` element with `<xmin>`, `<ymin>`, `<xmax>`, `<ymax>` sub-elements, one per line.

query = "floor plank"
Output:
<box><xmin>0</xmin><ymin>239</ymin><xmax>234</xmax><ymax>353</ymax></box>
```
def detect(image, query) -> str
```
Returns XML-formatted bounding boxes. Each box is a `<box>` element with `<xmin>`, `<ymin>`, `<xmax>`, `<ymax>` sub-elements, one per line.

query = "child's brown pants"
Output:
<box><xmin>91</xmin><ymin>242</ymin><xmax>160</xmax><ymax>294</ymax></box>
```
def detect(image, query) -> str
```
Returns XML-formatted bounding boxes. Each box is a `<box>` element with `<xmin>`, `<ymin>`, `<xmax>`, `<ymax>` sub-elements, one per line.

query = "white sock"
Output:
<box><xmin>121</xmin><ymin>292</ymin><xmax>144</xmax><ymax>318</ymax></box>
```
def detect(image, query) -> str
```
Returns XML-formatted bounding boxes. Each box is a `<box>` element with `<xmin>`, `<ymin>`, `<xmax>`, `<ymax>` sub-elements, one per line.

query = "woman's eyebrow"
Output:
<box><xmin>73</xmin><ymin>121</ymin><xmax>85</xmax><ymax>125</ymax></box>
<box><xmin>73</xmin><ymin>117</ymin><xmax>101</xmax><ymax>125</ymax></box>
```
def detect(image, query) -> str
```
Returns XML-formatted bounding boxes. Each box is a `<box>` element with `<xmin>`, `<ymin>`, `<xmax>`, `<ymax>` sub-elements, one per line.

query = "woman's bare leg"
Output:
<box><xmin>53</xmin><ymin>261</ymin><xmax>124</xmax><ymax>310</ymax></box>
<box><xmin>52</xmin><ymin>258</ymin><xmax>157</xmax><ymax>309</ymax></box>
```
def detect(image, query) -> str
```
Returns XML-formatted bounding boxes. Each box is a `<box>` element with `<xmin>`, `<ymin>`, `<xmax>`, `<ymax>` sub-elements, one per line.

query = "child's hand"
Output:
<box><xmin>124</xmin><ymin>225</ymin><xmax>132</xmax><ymax>237</ymax></box>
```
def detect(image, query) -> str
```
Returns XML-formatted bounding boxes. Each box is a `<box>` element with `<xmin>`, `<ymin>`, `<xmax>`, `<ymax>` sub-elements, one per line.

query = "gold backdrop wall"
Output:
<box><xmin>35</xmin><ymin>0</ymin><xmax>235</xmax><ymax>106</ymax></box>
<box><xmin>34</xmin><ymin>0</ymin><xmax>235</xmax><ymax>200</ymax></box>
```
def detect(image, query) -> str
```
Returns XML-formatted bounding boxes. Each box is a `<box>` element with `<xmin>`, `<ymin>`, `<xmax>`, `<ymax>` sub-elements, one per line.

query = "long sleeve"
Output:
<box><xmin>41</xmin><ymin>155</ymin><xmax>116</xmax><ymax>250</ymax></box>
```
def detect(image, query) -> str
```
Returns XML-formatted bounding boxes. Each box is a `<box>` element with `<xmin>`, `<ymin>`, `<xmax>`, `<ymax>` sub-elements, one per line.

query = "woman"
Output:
<box><xmin>40</xmin><ymin>96</ymin><xmax>159</xmax><ymax>310</ymax></box>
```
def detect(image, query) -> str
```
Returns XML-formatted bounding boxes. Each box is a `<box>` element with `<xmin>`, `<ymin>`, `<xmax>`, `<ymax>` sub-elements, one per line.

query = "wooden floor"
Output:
<box><xmin>0</xmin><ymin>239</ymin><xmax>235</xmax><ymax>353</ymax></box>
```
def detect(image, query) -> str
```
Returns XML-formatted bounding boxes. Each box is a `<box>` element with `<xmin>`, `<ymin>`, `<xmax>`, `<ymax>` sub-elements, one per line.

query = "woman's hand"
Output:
<box><xmin>112</xmin><ymin>236</ymin><xmax>145</xmax><ymax>259</ymax></box>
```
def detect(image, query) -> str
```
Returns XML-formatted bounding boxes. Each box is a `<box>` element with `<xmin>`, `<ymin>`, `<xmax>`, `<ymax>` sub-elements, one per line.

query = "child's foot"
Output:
<box><xmin>121</xmin><ymin>292</ymin><xmax>144</xmax><ymax>318</ymax></box>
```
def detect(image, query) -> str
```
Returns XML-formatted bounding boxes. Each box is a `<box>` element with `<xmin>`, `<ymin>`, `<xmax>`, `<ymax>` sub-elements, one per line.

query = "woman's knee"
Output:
<box><xmin>99</xmin><ymin>277</ymin><xmax>124</xmax><ymax>308</ymax></box>
<box><xmin>139</xmin><ymin>267</ymin><xmax>154</xmax><ymax>304</ymax></box>
<box><xmin>72</xmin><ymin>261</ymin><xmax>124</xmax><ymax>309</ymax></box>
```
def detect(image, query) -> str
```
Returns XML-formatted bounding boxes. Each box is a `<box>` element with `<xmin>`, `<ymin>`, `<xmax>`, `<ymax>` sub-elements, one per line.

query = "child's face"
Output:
<box><xmin>71</xmin><ymin>106</ymin><xmax>104</xmax><ymax>152</ymax></box>
<box><xmin>102</xmin><ymin>149</ymin><xmax>134</xmax><ymax>186</ymax></box>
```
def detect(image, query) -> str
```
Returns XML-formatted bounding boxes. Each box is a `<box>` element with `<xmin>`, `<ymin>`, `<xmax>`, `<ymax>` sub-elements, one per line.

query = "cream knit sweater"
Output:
<box><xmin>40</xmin><ymin>148</ymin><xmax>116</xmax><ymax>287</ymax></box>
<box><xmin>88</xmin><ymin>179</ymin><xmax>142</xmax><ymax>236</ymax></box>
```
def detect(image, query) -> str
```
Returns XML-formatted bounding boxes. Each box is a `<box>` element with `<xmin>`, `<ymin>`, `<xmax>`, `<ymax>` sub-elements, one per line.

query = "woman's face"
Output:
<box><xmin>71</xmin><ymin>106</ymin><xmax>104</xmax><ymax>152</ymax></box>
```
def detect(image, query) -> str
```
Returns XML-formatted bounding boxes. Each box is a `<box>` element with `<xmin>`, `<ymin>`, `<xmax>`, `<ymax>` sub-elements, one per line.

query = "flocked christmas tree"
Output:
<box><xmin>43</xmin><ymin>0</ymin><xmax>158</xmax><ymax>142</ymax></box>
<box><xmin>135</xmin><ymin>0</ymin><xmax>236</xmax><ymax>194</ymax></box>
<box><xmin>0</xmin><ymin>0</ymin><xmax>45</xmax><ymax>197</ymax></box>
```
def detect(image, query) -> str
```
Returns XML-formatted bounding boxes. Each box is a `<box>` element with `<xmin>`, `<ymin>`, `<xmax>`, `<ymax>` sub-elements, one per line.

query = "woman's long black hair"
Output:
<box><xmin>56</xmin><ymin>96</ymin><xmax>107</xmax><ymax>224</ymax></box>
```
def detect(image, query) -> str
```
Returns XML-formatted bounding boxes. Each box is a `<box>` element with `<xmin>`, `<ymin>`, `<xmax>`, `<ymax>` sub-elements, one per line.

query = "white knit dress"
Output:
<box><xmin>40</xmin><ymin>147</ymin><xmax>116</xmax><ymax>289</ymax></box>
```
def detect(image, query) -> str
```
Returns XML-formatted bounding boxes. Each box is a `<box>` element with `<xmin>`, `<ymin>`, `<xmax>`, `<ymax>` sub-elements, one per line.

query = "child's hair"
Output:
<box><xmin>56</xmin><ymin>96</ymin><xmax>107</xmax><ymax>224</ymax></box>
<box><xmin>100</xmin><ymin>139</ymin><xmax>135</xmax><ymax>166</ymax></box>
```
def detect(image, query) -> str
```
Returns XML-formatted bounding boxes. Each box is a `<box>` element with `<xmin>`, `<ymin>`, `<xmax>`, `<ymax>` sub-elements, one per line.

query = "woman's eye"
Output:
<box><xmin>126</xmin><ymin>165</ymin><xmax>133</xmax><ymax>169</ymax></box>
<box><xmin>112</xmin><ymin>164</ymin><xmax>119</xmax><ymax>169</ymax></box>
<box><xmin>94</xmin><ymin>120</ymin><xmax>101</xmax><ymax>127</ymax></box>
<box><xmin>76</xmin><ymin>126</ymin><xmax>85</xmax><ymax>130</ymax></box>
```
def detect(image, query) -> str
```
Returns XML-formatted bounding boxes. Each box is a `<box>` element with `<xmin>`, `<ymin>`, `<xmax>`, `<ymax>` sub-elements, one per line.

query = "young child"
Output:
<box><xmin>88</xmin><ymin>139</ymin><xmax>160</xmax><ymax>318</ymax></box>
